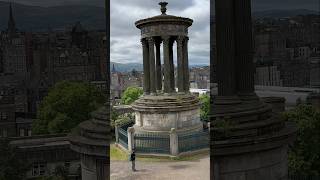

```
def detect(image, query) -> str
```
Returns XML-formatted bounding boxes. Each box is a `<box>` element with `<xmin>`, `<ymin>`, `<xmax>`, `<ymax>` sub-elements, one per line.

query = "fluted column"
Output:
<box><xmin>177</xmin><ymin>36</ymin><xmax>184</xmax><ymax>92</ymax></box>
<box><xmin>155</xmin><ymin>40</ymin><xmax>162</xmax><ymax>91</ymax></box>
<box><xmin>183</xmin><ymin>36</ymin><xmax>190</xmax><ymax>92</ymax></box>
<box><xmin>215</xmin><ymin>0</ymin><xmax>237</xmax><ymax>96</ymax></box>
<box><xmin>234</xmin><ymin>0</ymin><xmax>255</xmax><ymax>95</ymax></box>
<box><xmin>162</xmin><ymin>36</ymin><xmax>172</xmax><ymax>93</ymax></box>
<box><xmin>169</xmin><ymin>39</ymin><xmax>175</xmax><ymax>92</ymax></box>
<box><xmin>147</xmin><ymin>37</ymin><xmax>156</xmax><ymax>94</ymax></box>
<box><xmin>141</xmin><ymin>39</ymin><xmax>150</xmax><ymax>94</ymax></box>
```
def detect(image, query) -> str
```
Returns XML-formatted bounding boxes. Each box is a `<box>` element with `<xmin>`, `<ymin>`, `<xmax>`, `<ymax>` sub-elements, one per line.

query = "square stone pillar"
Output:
<box><xmin>127</xmin><ymin>127</ymin><xmax>135</xmax><ymax>152</ymax></box>
<box><xmin>141</xmin><ymin>39</ymin><xmax>150</xmax><ymax>94</ymax></box>
<box><xmin>115</xmin><ymin>125</ymin><xmax>119</xmax><ymax>143</ymax></box>
<box><xmin>170</xmin><ymin>128</ymin><xmax>179</xmax><ymax>156</ymax></box>
<box><xmin>147</xmin><ymin>37</ymin><xmax>156</xmax><ymax>94</ymax></box>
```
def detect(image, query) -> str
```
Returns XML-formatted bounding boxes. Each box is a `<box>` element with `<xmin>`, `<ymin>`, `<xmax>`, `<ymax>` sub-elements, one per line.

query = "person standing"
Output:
<box><xmin>130</xmin><ymin>149</ymin><xmax>136</xmax><ymax>171</ymax></box>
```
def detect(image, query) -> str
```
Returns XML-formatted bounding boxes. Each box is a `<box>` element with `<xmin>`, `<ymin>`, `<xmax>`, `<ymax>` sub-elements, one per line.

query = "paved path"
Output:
<box><xmin>111</xmin><ymin>156</ymin><xmax>209</xmax><ymax>180</ymax></box>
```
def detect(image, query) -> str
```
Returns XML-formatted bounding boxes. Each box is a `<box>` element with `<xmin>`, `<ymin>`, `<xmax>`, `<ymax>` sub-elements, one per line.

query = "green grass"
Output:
<box><xmin>110</xmin><ymin>143</ymin><xmax>209</xmax><ymax>162</ymax></box>
<box><xmin>110</xmin><ymin>144</ymin><xmax>128</xmax><ymax>161</ymax></box>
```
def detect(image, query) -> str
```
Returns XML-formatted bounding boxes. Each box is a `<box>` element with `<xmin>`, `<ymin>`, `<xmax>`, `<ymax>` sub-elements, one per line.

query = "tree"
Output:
<box><xmin>0</xmin><ymin>139</ymin><xmax>29</xmax><ymax>180</ymax></box>
<box><xmin>32</xmin><ymin>81</ymin><xmax>106</xmax><ymax>135</ymax></box>
<box><xmin>199</xmin><ymin>94</ymin><xmax>210</xmax><ymax>122</ymax></box>
<box><xmin>282</xmin><ymin>104</ymin><xmax>320</xmax><ymax>176</ymax></box>
<box><xmin>121</xmin><ymin>87</ymin><xmax>143</xmax><ymax>105</ymax></box>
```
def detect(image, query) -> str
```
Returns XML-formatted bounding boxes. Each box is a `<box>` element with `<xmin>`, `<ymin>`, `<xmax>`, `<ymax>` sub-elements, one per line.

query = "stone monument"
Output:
<box><xmin>131</xmin><ymin>2</ymin><xmax>204</xmax><ymax>155</ymax></box>
<box><xmin>211</xmin><ymin>0</ymin><xmax>297</xmax><ymax>179</ymax></box>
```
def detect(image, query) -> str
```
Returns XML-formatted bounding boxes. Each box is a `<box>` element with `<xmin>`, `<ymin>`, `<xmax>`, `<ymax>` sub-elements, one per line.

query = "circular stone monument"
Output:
<box><xmin>131</xmin><ymin>2</ymin><xmax>205</xmax><ymax>154</ymax></box>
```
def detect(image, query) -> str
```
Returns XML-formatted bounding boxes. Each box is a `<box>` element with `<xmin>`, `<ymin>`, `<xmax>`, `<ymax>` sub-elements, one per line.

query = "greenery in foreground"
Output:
<box><xmin>32</xmin><ymin>81</ymin><xmax>105</xmax><ymax>135</ymax></box>
<box><xmin>283</xmin><ymin>104</ymin><xmax>320</xmax><ymax>176</ymax></box>
<box><xmin>121</xmin><ymin>87</ymin><xmax>143</xmax><ymax>105</ymax></box>
<box><xmin>199</xmin><ymin>94</ymin><xmax>210</xmax><ymax>122</ymax></box>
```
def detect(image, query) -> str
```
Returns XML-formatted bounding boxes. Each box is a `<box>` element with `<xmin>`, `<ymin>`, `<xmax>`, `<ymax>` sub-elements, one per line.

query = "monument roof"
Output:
<box><xmin>135</xmin><ymin>2</ymin><xmax>193</xmax><ymax>29</ymax></box>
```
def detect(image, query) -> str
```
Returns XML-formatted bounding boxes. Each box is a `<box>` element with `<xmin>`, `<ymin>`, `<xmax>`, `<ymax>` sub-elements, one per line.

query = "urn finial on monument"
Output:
<box><xmin>159</xmin><ymin>2</ymin><xmax>168</xmax><ymax>15</ymax></box>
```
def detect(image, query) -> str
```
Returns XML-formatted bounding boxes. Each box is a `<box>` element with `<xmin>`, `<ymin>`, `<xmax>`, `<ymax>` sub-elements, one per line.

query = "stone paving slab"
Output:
<box><xmin>111</xmin><ymin>156</ymin><xmax>209</xmax><ymax>180</ymax></box>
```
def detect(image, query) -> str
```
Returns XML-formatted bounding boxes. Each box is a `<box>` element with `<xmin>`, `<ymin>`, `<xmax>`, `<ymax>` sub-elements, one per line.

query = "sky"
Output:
<box><xmin>5</xmin><ymin>0</ymin><xmax>319</xmax><ymax>65</ymax></box>
<box><xmin>110</xmin><ymin>0</ymin><xmax>210</xmax><ymax>65</ymax></box>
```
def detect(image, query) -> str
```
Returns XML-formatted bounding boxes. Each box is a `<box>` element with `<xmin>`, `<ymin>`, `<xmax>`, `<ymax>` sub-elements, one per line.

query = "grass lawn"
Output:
<box><xmin>110</xmin><ymin>143</ymin><xmax>209</xmax><ymax>162</ymax></box>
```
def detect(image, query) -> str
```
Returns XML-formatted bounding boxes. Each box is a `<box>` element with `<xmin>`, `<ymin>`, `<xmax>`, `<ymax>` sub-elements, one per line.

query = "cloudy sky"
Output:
<box><xmin>110</xmin><ymin>0</ymin><xmax>210</xmax><ymax>65</ymax></box>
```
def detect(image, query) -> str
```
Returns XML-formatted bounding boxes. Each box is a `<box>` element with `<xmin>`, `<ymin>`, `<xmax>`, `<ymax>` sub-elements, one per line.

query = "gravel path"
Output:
<box><xmin>111</xmin><ymin>156</ymin><xmax>209</xmax><ymax>180</ymax></box>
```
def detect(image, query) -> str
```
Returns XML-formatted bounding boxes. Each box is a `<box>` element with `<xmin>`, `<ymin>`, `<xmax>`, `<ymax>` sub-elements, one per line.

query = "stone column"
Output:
<box><xmin>234</xmin><ymin>0</ymin><xmax>255</xmax><ymax>95</ymax></box>
<box><xmin>127</xmin><ymin>127</ymin><xmax>135</xmax><ymax>152</ymax></box>
<box><xmin>169</xmin><ymin>39</ymin><xmax>175</xmax><ymax>92</ymax></box>
<box><xmin>170</xmin><ymin>128</ymin><xmax>178</xmax><ymax>156</ymax></box>
<box><xmin>141</xmin><ymin>39</ymin><xmax>150</xmax><ymax>94</ymax></box>
<box><xmin>176</xmin><ymin>36</ymin><xmax>184</xmax><ymax>92</ymax></box>
<box><xmin>215</xmin><ymin>0</ymin><xmax>237</xmax><ymax>96</ymax></box>
<box><xmin>162</xmin><ymin>36</ymin><xmax>172</xmax><ymax>93</ymax></box>
<box><xmin>147</xmin><ymin>37</ymin><xmax>156</xmax><ymax>94</ymax></box>
<box><xmin>183</xmin><ymin>36</ymin><xmax>190</xmax><ymax>92</ymax></box>
<box><xmin>155</xmin><ymin>40</ymin><xmax>162</xmax><ymax>91</ymax></box>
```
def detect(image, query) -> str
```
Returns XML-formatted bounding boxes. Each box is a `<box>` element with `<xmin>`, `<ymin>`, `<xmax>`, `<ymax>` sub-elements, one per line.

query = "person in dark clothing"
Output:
<box><xmin>130</xmin><ymin>149</ymin><xmax>136</xmax><ymax>171</ymax></box>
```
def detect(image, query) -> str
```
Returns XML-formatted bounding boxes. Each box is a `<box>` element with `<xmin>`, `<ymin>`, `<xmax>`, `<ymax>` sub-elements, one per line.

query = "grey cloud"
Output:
<box><xmin>111</xmin><ymin>0</ymin><xmax>210</xmax><ymax>65</ymax></box>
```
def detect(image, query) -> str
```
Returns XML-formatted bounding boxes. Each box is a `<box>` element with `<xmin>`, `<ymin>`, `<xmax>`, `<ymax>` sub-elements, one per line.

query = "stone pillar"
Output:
<box><xmin>183</xmin><ymin>36</ymin><xmax>190</xmax><ymax>92</ymax></box>
<box><xmin>234</xmin><ymin>0</ymin><xmax>255</xmax><ymax>95</ymax></box>
<box><xmin>127</xmin><ymin>127</ymin><xmax>135</xmax><ymax>152</ymax></box>
<box><xmin>147</xmin><ymin>37</ymin><xmax>156</xmax><ymax>94</ymax></box>
<box><xmin>155</xmin><ymin>40</ymin><xmax>162</xmax><ymax>91</ymax></box>
<box><xmin>162</xmin><ymin>36</ymin><xmax>172</xmax><ymax>93</ymax></box>
<box><xmin>169</xmin><ymin>39</ymin><xmax>175</xmax><ymax>92</ymax></box>
<box><xmin>170</xmin><ymin>128</ymin><xmax>178</xmax><ymax>156</ymax></box>
<box><xmin>177</xmin><ymin>36</ymin><xmax>184</xmax><ymax>92</ymax></box>
<box><xmin>115</xmin><ymin>125</ymin><xmax>119</xmax><ymax>143</ymax></box>
<box><xmin>215</xmin><ymin>0</ymin><xmax>237</xmax><ymax>96</ymax></box>
<box><xmin>141</xmin><ymin>39</ymin><xmax>150</xmax><ymax>94</ymax></box>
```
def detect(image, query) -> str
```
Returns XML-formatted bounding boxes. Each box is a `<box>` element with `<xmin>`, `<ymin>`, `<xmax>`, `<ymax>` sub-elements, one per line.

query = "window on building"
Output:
<box><xmin>19</xmin><ymin>128</ymin><xmax>25</xmax><ymax>137</ymax></box>
<box><xmin>32</xmin><ymin>162</ymin><xmax>46</xmax><ymax>177</ymax></box>
<box><xmin>3</xmin><ymin>130</ymin><xmax>7</xmax><ymax>137</ymax></box>
<box><xmin>27</xmin><ymin>129</ymin><xmax>32</xmax><ymax>136</ymax></box>
<box><xmin>0</xmin><ymin>112</ymin><xmax>8</xmax><ymax>120</ymax></box>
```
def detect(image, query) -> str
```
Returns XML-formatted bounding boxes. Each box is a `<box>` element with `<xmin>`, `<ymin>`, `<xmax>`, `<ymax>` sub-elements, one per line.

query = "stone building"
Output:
<box><xmin>0</xmin><ymin>94</ymin><xmax>16</xmax><ymax>137</ymax></box>
<box><xmin>189</xmin><ymin>66</ymin><xmax>210</xmax><ymax>89</ymax></box>
<box><xmin>9</xmin><ymin>135</ymin><xmax>80</xmax><ymax>179</ymax></box>
<box><xmin>255</xmin><ymin>63</ymin><xmax>283</xmax><ymax>86</ymax></box>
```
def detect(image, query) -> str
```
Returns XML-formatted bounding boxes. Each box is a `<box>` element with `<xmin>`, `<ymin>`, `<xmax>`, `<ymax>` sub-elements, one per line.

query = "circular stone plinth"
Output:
<box><xmin>132</xmin><ymin>94</ymin><xmax>202</xmax><ymax>132</ymax></box>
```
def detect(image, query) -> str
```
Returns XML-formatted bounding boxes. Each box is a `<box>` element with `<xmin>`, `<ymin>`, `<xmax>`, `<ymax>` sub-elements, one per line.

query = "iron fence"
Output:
<box><xmin>178</xmin><ymin>129</ymin><xmax>209</xmax><ymax>153</ymax></box>
<box><xmin>134</xmin><ymin>133</ymin><xmax>170</xmax><ymax>154</ymax></box>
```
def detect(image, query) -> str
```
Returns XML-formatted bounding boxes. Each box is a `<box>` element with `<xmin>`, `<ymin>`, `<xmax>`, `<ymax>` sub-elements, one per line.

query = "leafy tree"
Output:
<box><xmin>0</xmin><ymin>139</ymin><xmax>29</xmax><ymax>180</ymax></box>
<box><xmin>282</xmin><ymin>104</ymin><xmax>320</xmax><ymax>176</ymax></box>
<box><xmin>121</xmin><ymin>87</ymin><xmax>143</xmax><ymax>105</ymax></box>
<box><xmin>199</xmin><ymin>94</ymin><xmax>210</xmax><ymax>122</ymax></box>
<box><xmin>32</xmin><ymin>81</ymin><xmax>106</xmax><ymax>135</ymax></box>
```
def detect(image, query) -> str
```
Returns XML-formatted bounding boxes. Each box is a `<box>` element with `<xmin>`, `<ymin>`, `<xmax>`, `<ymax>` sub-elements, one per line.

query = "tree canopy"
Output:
<box><xmin>32</xmin><ymin>81</ymin><xmax>106</xmax><ymax>135</ymax></box>
<box><xmin>283</xmin><ymin>104</ymin><xmax>320</xmax><ymax>176</ymax></box>
<box><xmin>121</xmin><ymin>87</ymin><xmax>143</xmax><ymax>105</ymax></box>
